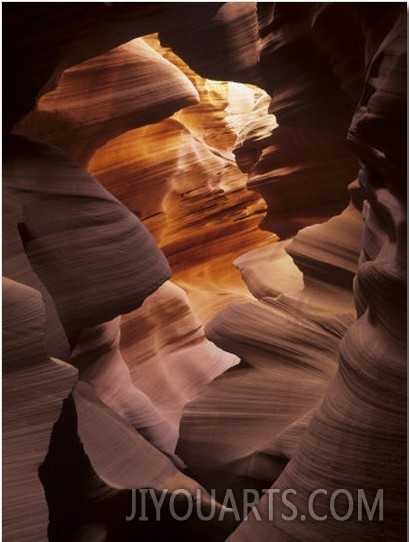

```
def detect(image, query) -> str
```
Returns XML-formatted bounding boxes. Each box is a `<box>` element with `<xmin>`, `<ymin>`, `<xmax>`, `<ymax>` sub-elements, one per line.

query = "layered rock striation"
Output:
<box><xmin>178</xmin><ymin>185</ymin><xmax>363</xmax><ymax>484</ymax></box>
<box><xmin>3</xmin><ymin>277</ymin><xmax>77</xmax><ymax>542</ymax></box>
<box><xmin>224</xmin><ymin>5</ymin><xmax>407</xmax><ymax>541</ymax></box>
<box><xmin>3</xmin><ymin>3</ymin><xmax>406</xmax><ymax>542</ymax></box>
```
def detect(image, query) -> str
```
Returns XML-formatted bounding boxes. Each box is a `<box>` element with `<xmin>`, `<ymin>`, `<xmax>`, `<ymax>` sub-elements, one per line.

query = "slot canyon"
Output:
<box><xmin>3</xmin><ymin>3</ymin><xmax>406</xmax><ymax>542</ymax></box>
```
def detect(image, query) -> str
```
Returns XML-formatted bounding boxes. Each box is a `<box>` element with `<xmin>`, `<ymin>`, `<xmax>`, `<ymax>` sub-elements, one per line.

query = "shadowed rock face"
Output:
<box><xmin>3</xmin><ymin>135</ymin><xmax>171</xmax><ymax>338</ymax></box>
<box><xmin>3</xmin><ymin>3</ymin><xmax>406</xmax><ymax>542</ymax></box>
<box><xmin>3</xmin><ymin>277</ymin><xmax>77</xmax><ymax>542</ymax></box>
<box><xmin>236</xmin><ymin>124</ymin><xmax>358</xmax><ymax>236</ymax></box>
<box><xmin>224</xmin><ymin>5</ymin><xmax>407</xmax><ymax>542</ymax></box>
<box><xmin>3</xmin><ymin>2</ymin><xmax>225</xmax><ymax>131</ymax></box>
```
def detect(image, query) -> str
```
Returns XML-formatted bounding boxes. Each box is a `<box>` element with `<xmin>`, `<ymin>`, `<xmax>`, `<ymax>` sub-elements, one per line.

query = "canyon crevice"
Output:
<box><xmin>3</xmin><ymin>3</ymin><xmax>406</xmax><ymax>542</ymax></box>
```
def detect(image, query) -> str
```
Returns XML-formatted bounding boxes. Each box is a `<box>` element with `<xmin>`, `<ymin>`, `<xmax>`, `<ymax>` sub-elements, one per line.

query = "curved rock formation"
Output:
<box><xmin>119</xmin><ymin>281</ymin><xmax>239</xmax><ymax>432</ymax></box>
<box><xmin>14</xmin><ymin>38</ymin><xmax>199</xmax><ymax>166</ymax></box>
<box><xmin>4</xmin><ymin>135</ymin><xmax>170</xmax><ymax>338</ymax></box>
<box><xmin>4</xmin><ymin>13</ymin><xmax>248</xmax><ymax>541</ymax></box>
<box><xmin>3</xmin><ymin>3</ymin><xmax>406</xmax><ymax>542</ymax></box>
<box><xmin>3</xmin><ymin>134</ymin><xmax>212</xmax><ymax>539</ymax></box>
<box><xmin>177</xmin><ymin>188</ymin><xmax>363</xmax><ymax>482</ymax></box>
<box><xmin>12</xmin><ymin>34</ymin><xmax>247</xmax><ymax>455</ymax></box>
<box><xmin>3</xmin><ymin>277</ymin><xmax>77</xmax><ymax>542</ymax></box>
<box><xmin>236</xmin><ymin>124</ymin><xmax>358</xmax><ymax>237</ymax></box>
<box><xmin>4</xmin><ymin>2</ymin><xmax>224</xmax><ymax>131</ymax></box>
<box><xmin>225</xmin><ymin>4</ymin><xmax>407</xmax><ymax>542</ymax></box>
<box><xmin>16</xmin><ymin>33</ymin><xmax>274</xmax><ymax>322</ymax></box>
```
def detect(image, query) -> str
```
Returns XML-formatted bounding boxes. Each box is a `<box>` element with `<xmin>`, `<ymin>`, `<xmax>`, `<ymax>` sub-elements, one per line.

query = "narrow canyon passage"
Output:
<box><xmin>3</xmin><ymin>3</ymin><xmax>406</xmax><ymax>542</ymax></box>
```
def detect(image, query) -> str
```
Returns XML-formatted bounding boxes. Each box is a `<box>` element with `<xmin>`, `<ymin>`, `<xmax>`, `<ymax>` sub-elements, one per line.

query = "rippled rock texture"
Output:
<box><xmin>178</xmin><ymin>184</ymin><xmax>363</xmax><ymax>481</ymax></box>
<box><xmin>3</xmin><ymin>3</ymin><xmax>406</xmax><ymax>542</ymax></box>
<box><xmin>15</xmin><ymin>32</ymin><xmax>274</xmax><ymax>322</ymax></box>
<box><xmin>225</xmin><ymin>5</ymin><xmax>407</xmax><ymax>542</ymax></box>
<box><xmin>3</xmin><ymin>277</ymin><xmax>77</xmax><ymax>542</ymax></box>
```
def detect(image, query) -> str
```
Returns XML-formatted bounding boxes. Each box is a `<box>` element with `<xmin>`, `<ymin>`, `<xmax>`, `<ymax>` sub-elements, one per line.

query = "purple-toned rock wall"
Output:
<box><xmin>3</xmin><ymin>3</ymin><xmax>406</xmax><ymax>541</ymax></box>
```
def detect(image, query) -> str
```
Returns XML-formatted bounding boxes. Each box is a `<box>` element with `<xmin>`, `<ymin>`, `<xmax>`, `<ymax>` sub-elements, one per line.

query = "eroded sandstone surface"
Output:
<box><xmin>3</xmin><ymin>3</ymin><xmax>406</xmax><ymax>542</ymax></box>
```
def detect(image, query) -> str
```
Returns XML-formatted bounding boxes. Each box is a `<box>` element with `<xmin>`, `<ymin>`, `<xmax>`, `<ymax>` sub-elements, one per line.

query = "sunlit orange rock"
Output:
<box><xmin>15</xmin><ymin>39</ymin><xmax>199</xmax><ymax>166</ymax></box>
<box><xmin>17</xmin><ymin>33</ymin><xmax>275</xmax><ymax>321</ymax></box>
<box><xmin>2</xmin><ymin>3</ymin><xmax>406</xmax><ymax>542</ymax></box>
<box><xmin>85</xmin><ymin>37</ymin><xmax>275</xmax><ymax>319</ymax></box>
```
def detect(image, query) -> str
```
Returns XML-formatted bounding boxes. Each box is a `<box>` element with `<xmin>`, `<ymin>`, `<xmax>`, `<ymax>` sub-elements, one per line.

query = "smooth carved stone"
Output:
<box><xmin>3</xmin><ymin>182</ymin><xmax>70</xmax><ymax>361</ymax></box>
<box><xmin>178</xmin><ymin>298</ymin><xmax>342</xmax><ymax>475</ymax></box>
<box><xmin>145</xmin><ymin>33</ymin><xmax>265</xmax><ymax>155</ymax></box>
<box><xmin>160</xmin><ymin>3</ymin><xmax>261</xmax><ymax>84</ymax></box>
<box><xmin>73</xmin><ymin>380</ymin><xmax>202</xmax><ymax>492</ymax></box>
<box><xmin>347</xmin><ymin>3</ymin><xmax>407</xmax><ymax>199</ymax></box>
<box><xmin>42</xmin><ymin>392</ymin><xmax>235</xmax><ymax>542</ymax></box>
<box><xmin>228</xmin><ymin>5</ymin><xmax>406</xmax><ymax>542</ymax></box>
<box><xmin>256</xmin><ymin>3</ymin><xmax>357</xmax><ymax>132</ymax></box>
<box><xmin>170</xmin><ymin>238</ymin><xmax>273</xmax><ymax>325</ymax></box>
<box><xmin>89</xmin><ymin>112</ymin><xmax>273</xmax><ymax>271</ymax></box>
<box><xmin>89</xmin><ymin>117</ymin><xmax>250</xmax><ymax>237</ymax></box>
<box><xmin>3</xmin><ymin>131</ymin><xmax>239</xmax><ymax>539</ymax></box>
<box><xmin>70</xmin><ymin>317</ymin><xmax>182</xmax><ymax>462</ymax></box>
<box><xmin>286</xmin><ymin>200</ymin><xmax>364</xmax><ymax>291</ymax></box>
<box><xmin>7</xmin><ymin>39</ymin><xmax>247</xmax><ymax>542</ymax></box>
<box><xmin>3</xmin><ymin>277</ymin><xmax>77</xmax><ymax>542</ymax></box>
<box><xmin>178</xmin><ymin>197</ymin><xmax>362</xmax><ymax>485</ymax></box>
<box><xmin>17</xmin><ymin>29</ymin><xmax>273</xmax><ymax>322</ymax></box>
<box><xmin>233</xmin><ymin>92</ymin><xmax>278</xmax><ymax>173</ymax></box>
<box><xmin>85</xmin><ymin>46</ymin><xmax>272</xmax><ymax>272</ymax></box>
<box><xmin>233</xmin><ymin>239</ymin><xmax>304</xmax><ymax>300</ymax></box>
<box><xmin>73</xmin><ymin>381</ymin><xmax>239</xmax><ymax>539</ymax></box>
<box><xmin>3</xmin><ymin>4</ymin><xmax>406</xmax><ymax>542</ymax></box>
<box><xmin>119</xmin><ymin>281</ymin><xmax>239</xmax><ymax>433</ymax></box>
<box><xmin>4</xmin><ymin>2</ymin><xmax>223</xmax><ymax>131</ymax></box>
<box><xmin>238</xmin><ymin>124</ymin><xmax>359</xmax><ymax>238</ymax></box>
<box><xmin>227</xmin><ymin>191</ymin><xmax>405</xmax><ymax>542</ymax></box>
<box><xmin>71</xmin><ymin>282</ymin><xmax>239</xmax><ymax>460</ymax></box>
<box><xmin>91</xmin><ymin>116</ymin><xmax>274</xmax><ymax>317</ymax></box>
<box><xmin>15</xmin><ymin>39</ymin><xmax>199</xmax><ymax>166</ymax></box>
<box><xmin>3</xmin><ymin>135</ymin><xmax>171</xmax><ymax>339</ymax></box>
<box><xmin>10</xmin><ymin>36</ymin><xmax>252</xmax><ymax>535</ymax></box>
<box><xmin>87</xmin><ymin>61</ymin><xmax>274</xmax><ymax>319</ymax></box>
